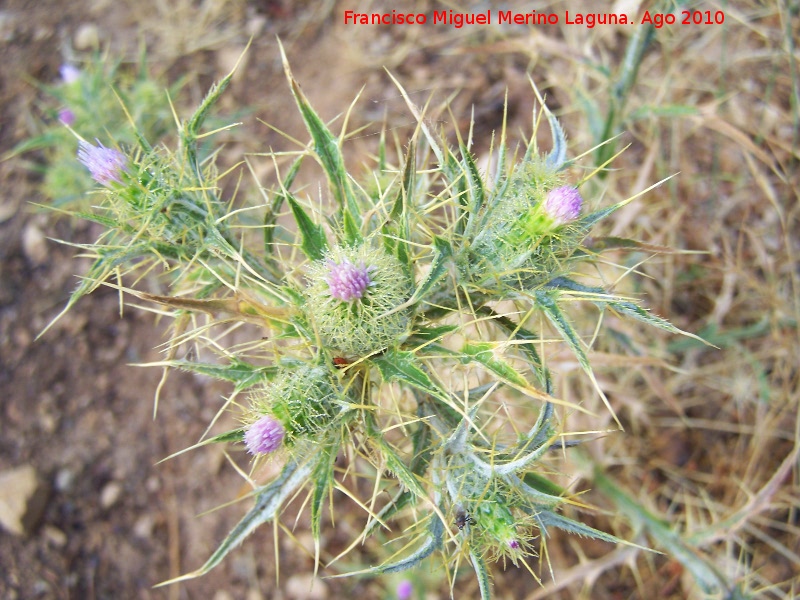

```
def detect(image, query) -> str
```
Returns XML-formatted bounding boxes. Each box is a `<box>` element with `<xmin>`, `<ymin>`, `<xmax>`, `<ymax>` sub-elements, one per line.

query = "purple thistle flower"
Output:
<box><xmin>396</xmin><ymin>580</ymin><xmax>413</xmax><ymax>600</ymax></box>
<box><xmin>77</xmin><ymin>139</ymin><xmax>128</xmax><ymax>187</ymax></box>
<box><xmin>58</xmin><ymin>108</ymin><xmax>76</xmax><ymax>126</ymax></box>
<box><xmin>326</xmin><ymin>258</ymin><xmax>374</xmax><ymax>302</ymax></box>
<box><xmin>244</xmin><ymin>415</ymin><xmax>285</xmax><ymax>455</ymax></box>
<box><xmin>544</xmin><ymin>186</ymin><xmax>583</xmax><ymax>225</ymax></box>
<box><xmin>60</xmin><ymin>64</ymin><xmax>81</xmax><ymax>84</ymax></box>
<box><xmin>507</xmin><ymin>539</ymin><xmax>520</xmax><ymax>550</ymax></box>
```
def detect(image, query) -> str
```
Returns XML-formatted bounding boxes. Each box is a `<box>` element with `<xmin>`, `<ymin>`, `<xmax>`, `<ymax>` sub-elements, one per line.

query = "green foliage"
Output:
<box><xmin>34</xmin><ymin>47</ymin><xmax>703</xmax><ymax>599</ymax></box>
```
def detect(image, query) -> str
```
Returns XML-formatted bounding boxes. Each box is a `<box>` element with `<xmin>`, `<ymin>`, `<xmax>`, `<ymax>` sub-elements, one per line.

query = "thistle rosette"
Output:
<box><xmin>248</xmin><ymin>365</ymin><xmax>344</xmax><ymax>446</ymax></box>
<box><xmin>305</xmin><ymin>244</ymin><xmax>412</xmax><ymax>356</ymax></box>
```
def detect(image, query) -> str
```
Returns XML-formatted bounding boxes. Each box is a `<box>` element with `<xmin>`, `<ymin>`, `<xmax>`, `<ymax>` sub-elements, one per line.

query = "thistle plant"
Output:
<box><xmin>9</xmin><ymin>53</ymin><xmax>180</xmax><ymax>208</ymax></box>
<box><xmin>41</xmin><ymin>44</ymin><xmax>701</xmax><ymax>598</ymax></box>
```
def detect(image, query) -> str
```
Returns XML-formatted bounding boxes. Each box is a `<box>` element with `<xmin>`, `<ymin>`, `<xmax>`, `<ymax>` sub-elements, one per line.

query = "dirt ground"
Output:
<box><xmin>1</xmin><ymin>1</ymin><xmax>798</xmax><ymax>599</ymax></box>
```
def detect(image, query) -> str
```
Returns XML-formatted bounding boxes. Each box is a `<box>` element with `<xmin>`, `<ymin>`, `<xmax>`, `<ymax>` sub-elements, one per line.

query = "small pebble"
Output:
<box><xmin>132</xmin><ymin>515</ymin><xmax>154</xmax><ymax>539</ymax></box>
<box><xmin>99</xmin><ymin>481</ymin><xmax>122</xmax><ymax>509</ymax></box>
<box><xmin>285</xmin><ymin>574</ymin><xmax>329</xmax><ymax>600</ymax></box>
<box><xmin>0</xmin><ymin>465</ymin><xmax>49</xmax><ymax>536</ymax></box>
<box><xmin>54</xmin><ymin>468</ymin><xmax>75</xmax><ymax>492</ymax></box>
<box><xmin>145</xmin><ymin>475</ymin><xmax>160</xmax><ymax>493</ymax></box>
<box><xmin>22</xmin><ymin>223</ymin><xmax>48</xmax><ymax>266</ymax></box>
<box><xmin>43</xmin><ymin>525</ymin><xmax>67</xmax><ymax>547</ymax></box>
<box><xmin>74</xmin><ymin>23</ymin><xmax>99</xmax><ymax>50</ymax></box>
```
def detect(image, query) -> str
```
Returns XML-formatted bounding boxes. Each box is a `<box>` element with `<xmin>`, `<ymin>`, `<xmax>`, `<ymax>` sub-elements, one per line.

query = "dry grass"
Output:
<box><xmin>486</xmin><ymin>1</ymin><xmax>800</xmax><ymax>598</ymax></box>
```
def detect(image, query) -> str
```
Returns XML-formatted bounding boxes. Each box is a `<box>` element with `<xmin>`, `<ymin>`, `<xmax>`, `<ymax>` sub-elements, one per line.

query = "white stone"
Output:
<box><xmin>0</xmin><ymin>465</ymin><xmax>48</xmax><ymax>536</ymax></box>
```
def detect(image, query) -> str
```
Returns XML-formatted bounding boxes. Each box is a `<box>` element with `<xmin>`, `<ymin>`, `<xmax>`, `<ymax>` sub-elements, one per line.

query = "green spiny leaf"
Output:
<box><xmin>537</xmin><ymin>510</ymin><xmax>623</xmax><ymax>545</ymax></box>
<box><xmin>508</xmin><ymin>473</ymin><xmax>563</xmax><ymax>509</ymax></box>
<box><xmin>527</xmin><ymin>78</ymin><xmax>568</xmax><ymax>170</ymax></box>
<box><xmin>343</xmin><ymin>513</ymin><xmax>443</xmax><ymax>577</ymax></box>
<box><xmin>545</xmin><ymin>277</ymin><xmax>604</xmax><ymax>295</ymax></box>
<box><xmin>462</xmin><ymin>146</ymin><xmax>485</xmax><ymax>228</ymax></box>
<box><xmin>364</xmin><ymin>412</ymin><xmax>426</xmax><ymax>499</ymax></box>
<box><xmin>162</xmin><ymin>358</ymin><xmax>277</xmax><ymax>390</ymax></box>
<box><xmin>584</xmin><ymin>236</ymin><xmax>676</xmax><ymax>254</ymax></box>
<box><xmin>607</xmin><ymin>300</ymin><xmax>706</xmax><ymax>342</ymax></box>
<box><xmin>181</xmin><ymin>43</ymin><xmax>247</xmax><ymax>175</ymax></box>
<box><xmin>372</xmin><ymin>350</ymin><xmax>454</xmax><ymax>410</ymax></box>
<box><xmin>461</xmin><ymin>342</ymin><xmax>529</xmax><ymax>388</ymax></box>
<box><xmin>535</xmin><ymin>291</ymin><xmax>591</xmax><ymax>372</ymax></box>
<box><xmin>479</xmin><ymin>309</ymin><xmax>547</xmax><ymax>388</ymax></box>
<box><xmin>279</xmin><ymin>41</ymin><xmax>362</xmax><ymax>240</ymax></box>
<box><xmin>163</xmin><ymin>455</ymin><xmax>315</xmax><ymax>583</ymax></box>
<box><xmin>470</xmin><ymin>551</ymin><xmax>493</xmax><ymax>600</ymax></box>
<box><xmin>311</xmin><ymin>435</ymin><xmax>340</xmax><ymax>543</ymax></box>
<box><xmin>386</xmin><ymin>141</ymin><xmax>415</xmax><ymax>277</ymax></box>
<box><xmin>284</xmin><ymin>191</ymin><xmax>328</xmax><ymax>261</ymax></box>
<box><xmin>409</xmin><ymin>324</ymin><xmax>459</xmax><ymax>343</ymax></box>
<box><xmin>410</xmin><ymin>236</ymin><xmax>453</xmax><ymax>304</ymax></box>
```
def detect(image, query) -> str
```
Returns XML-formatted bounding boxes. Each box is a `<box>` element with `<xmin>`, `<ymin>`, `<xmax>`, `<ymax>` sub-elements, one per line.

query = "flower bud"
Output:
<box><xmin>467</xmin><ymin>158</ymin><xmax>588</xmax><ymax>291</ymax></box>
<box><xmin>470</xmin><ymin>500</ymin><xmax>530</xmax><ymax>563</ymax></box>
<box><xmin>306</xmin><ymin>244</ymin><xmax>412</xmax><ymax>356</ymax></box>
<box><xmin>544</xmin><ymin>186</ymin><xmax>582</xmax><ymax>225</ymax></box>
<box><xmin>249</xmin><ymin>365</ymin><xmax>344</xmax><ymax>445</ymax></box>
<box><xmin>396</xmin><ymin>580</ymin><xmax>413</xmax><ymax>600</ymax></box>
<box><xmin>326</xmin><ymin>258</ymin><xmax>374</xmax><ymax>302</ymax></box>
<box><xmin>59</xmin><ymin>64</ymin><xmax>80</xmax><ymax>84</ymax></box>
<box><xmin>58</xmin><ymin>109</ymin><xmax>76</xmax><ymax>126</ymax></box>
<box><xmin>77</xmin><ymin>139</ymin><xmax>128</xmax><ymax>187</ymax></box>
<box><xmin>244</xmin><ymin>415</ymin><xmax>285</xmax><ymax>455</ymax></box>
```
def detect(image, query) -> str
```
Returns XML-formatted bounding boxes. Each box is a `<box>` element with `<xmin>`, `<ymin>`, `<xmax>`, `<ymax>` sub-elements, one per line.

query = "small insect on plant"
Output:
<box><xmin>332</xmin><ymin>356</ymin><xmax>352</xmax><ymax>369</ymax></box>
<box><xmin>455</xmin><ymin>509</ymin><xmax>474</xmax><ymax>531</ymax></box>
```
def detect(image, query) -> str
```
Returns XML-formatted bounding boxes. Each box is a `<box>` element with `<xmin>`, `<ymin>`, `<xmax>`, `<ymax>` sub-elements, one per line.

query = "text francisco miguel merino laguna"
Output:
<box><xmin>344</xmin><ymin>9</ymin><xmax>635</xmax><ymax>28</ymax></box>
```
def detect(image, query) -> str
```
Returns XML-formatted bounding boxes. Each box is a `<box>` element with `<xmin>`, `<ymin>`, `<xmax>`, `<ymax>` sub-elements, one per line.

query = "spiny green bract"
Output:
<box><xmin>467</xmin><ymin>157</ymin><xmax>584</xmax><ymax>291</ymax></box>
<box><xmin>305</xmin><ymin>243</ymin><xmax>412</xmax><ymax>356</ymax></box>
<box><xmin>248</xmin><ymin>365</ymin><xmax>346</xmax><ymax>445</ymax></box>
<box><xmin>104</xmin><ymin>147</ymin><xmax>219</xmax><ymax>250</ymax></box>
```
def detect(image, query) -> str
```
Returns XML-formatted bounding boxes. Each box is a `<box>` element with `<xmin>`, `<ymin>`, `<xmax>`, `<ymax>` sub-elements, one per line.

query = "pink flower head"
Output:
<box><xmin>507</xmin><ymin>539</ymin><xmax>520</xmax><ymax>550</ymax></box>
<box><xmin>60</xmin><ymin>64</ymin><xmax>81</xmax><ymax>84</ymax></box>
<box><xmin>244</xmin><ymin>415</ymin><xmax>285</xmax><ymax>455</ymax></box>
<box><xmin>58</xmin><ymin>108</ymin><xmax>76</xmax><ymax>126</ymax></box>
<box><xmin>544</xmin><ymin>186</ymin><xmax>583</xmax><ymax>225</ymax></box>
<box><xmin>396</xmin><ymin>579</ymin><xmax>413</xmax><ymax>600</ymax></box>
<box><xmin>326</xmin><ymin>258</ymin><xmax>374</xmax><ymax>302</ymax></box>
<box><xmin>77</xmin><ymin>139</ymin><xmax>128</xmax><ymax>187</ymax></box>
